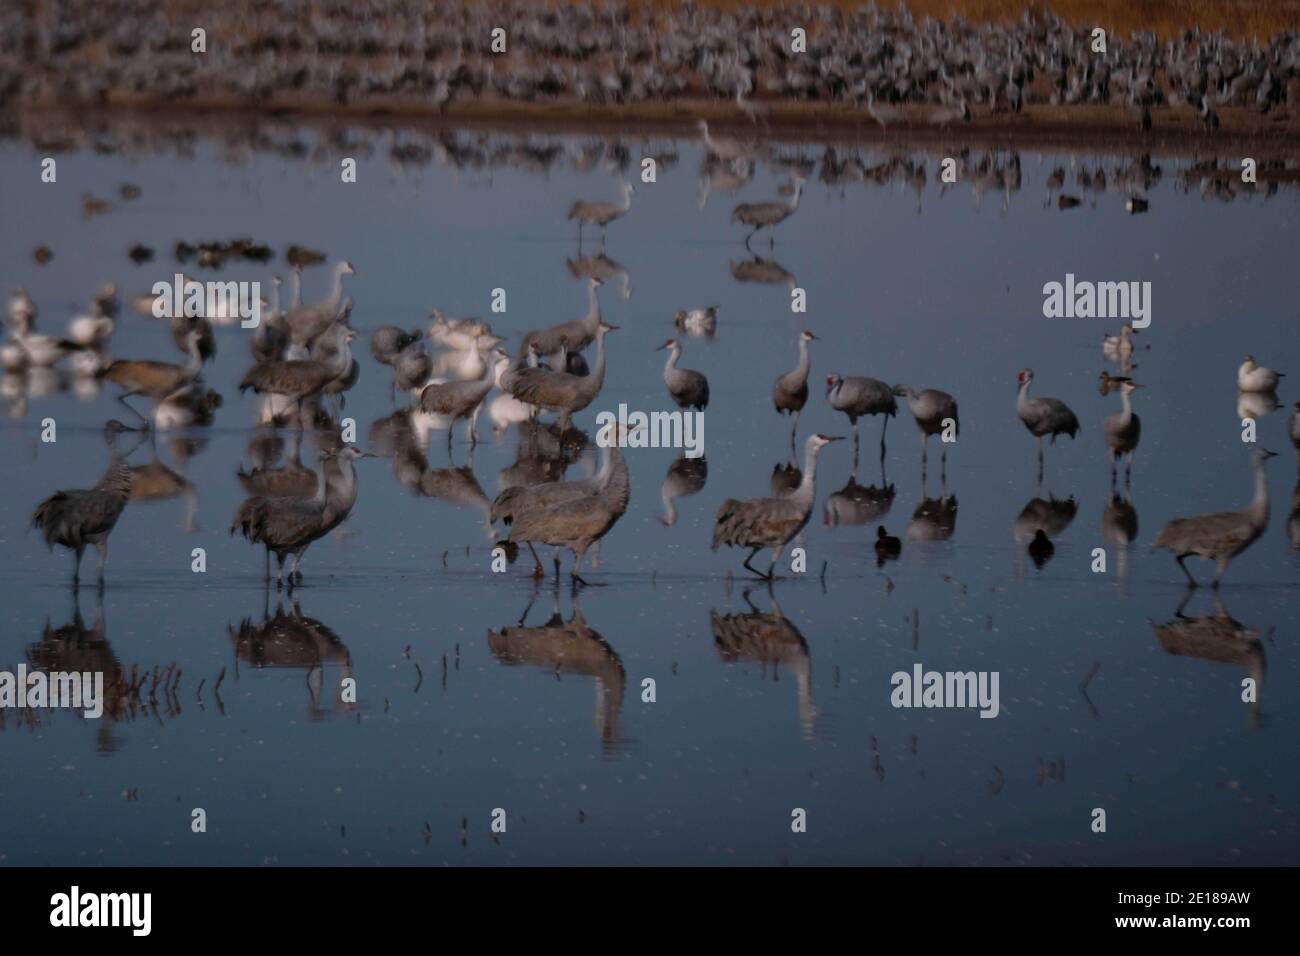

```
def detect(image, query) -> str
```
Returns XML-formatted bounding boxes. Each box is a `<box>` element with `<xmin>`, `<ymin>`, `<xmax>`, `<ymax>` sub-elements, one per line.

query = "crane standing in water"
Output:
<box><xmin>713</xmin><ymin>434</ymin><xmax>842</xmax><ymax>580</ymax></box>
<box><xmin>31</xmin><ymin>420</ymin><xmax>141</xmax><ymax>589</ymax></box>
<box><xmin>1153</xmin><ymin>448</ymin><xmax>1277</xmax><ymax>589</ymax></box>
<box><xmin>1103</xmin><ymin>380</ymin><xmax>1143</xmax><ymax>483</ymax></box>
<box><xmin>1015</xmin><ymin>368</ymin><xmax>1079</xmax><ymax>481</ymax></box>
<box><xmin>773</xmin><ymin>330</ymin><xmax>816</xmax><ymax>455</ymax></box>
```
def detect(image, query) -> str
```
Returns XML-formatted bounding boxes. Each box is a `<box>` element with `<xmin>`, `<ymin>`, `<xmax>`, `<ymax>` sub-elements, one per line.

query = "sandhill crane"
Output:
<box><xmin>660</xmin><ymin>454</ymin><xmax>707</xmax><ymax>527</ymax></box>
<box><xmin>417</xmin><ymin>347</ymin><xmax>507</xmax><ymax>448</ymax></box>
<box><xmin>1104</xmin><ymin>380</ymin><xmax>1143</xmax><ymax>482</ymax></box>
<box><xmin>1102</xmin><ymin>323</ymin><xmax>1138</xmax><ymax>356</ymax></box>
<box><xmin>391</xmin><ymin>339</ymin><xmax>432</xmax><ymax>401</ymax></box>
<box><xmin>732</xmin><ymin>173</ymin><xmax>805</xmax><ymax>248</ymax></box>
<box><xmin>674</xmin><ymin>306</ymin><xmax>717</xmax><ymax>337</ymax></box>
<box><xmin>283</xmin><ymin>260</ymin><xmax>354</xmax><ymax>346</ymax></box>
<box><xmin>99</xmin><ymin>327</ymin><xmax>204</xmax><ymax>423</ymax></box>
<box><xmin>239</xmin><ymin>324</ymin><xmax>355</xmax><ymax>423</ymax></box>
<box><xmin>519</xmin><ymin>277</ymin><xmax>602</xmax><ymax>362</ymax></box>
<box><xmin>31</xmin><ymin>420</ymin><xmax>140</xmax><ymax>588</ymax></box>
<box><xmin>493</xmin><ymin>431</ymin><xmax>629</xmax><ymax>574</ymax></box>
<box><xmin>428</xmin><ymin>310</ymin><xmax>493</xmax><ymax>351</ymax></box>
<box><xmin>1016</xmin><ymin>368</ymin><xmax>1080</xmax><ymax>480</ymax></box>
<box><xmin>369</xmin><ymin>325</ymin><xmax>423</xmax><ymax>367</ymax></box>
<box><xmin>710</xmin><ymin>591</ymin><xmax>816</xmax><ymax>736</ymax></box>
<box><xmin>874</xmin><ymin>526</ymin><xmax>901</xmax><ymax>566</ymax></box>
<box><xmin>568</xmin><ymin>182</ymin><xmax>634</xmax><ymax>247</ymax></box>
<box><xmin>696</xmin><ymin>120</ymin><xmax>755</xmax><ymax>162</ymax></box>
<box><xmin>712</xmin><ymin>433</ymin><xmax>842</xmax><ymax>579</ymax></box>
<box><xmin>1237</xmin><ymin>355</ymin><xmax>1283</xmax><ymax>393</ymax></box>
<box><xmin>827</xmin><ymin>374</ymin><xmax>897</xmax><ymax>464</ymax></box>
<box><xmin>773</xmin><ymin>330</ymin><xmax>816</xmax><ymax>453</ymax></box>
<box><xmin>231</xmin><ymin>447</ymin><xmax>373</xmax><ymax>588</ymax></box>
<box><xmin>894</xmin><ymin>384</ymin><xmax>958</xmax><ymax>476</ymax></box>
<box><xmin>657</xmin><ymin>338</ymin><xmax>709</xmax><ymax>410</ymax></box>
<box><xmin>1153</xmin><ymin>448</ymin><xmax>1277</xmax><ymax>589</ymax></box>
<box><xmin>506</xmin><ymin>434</ymin><xmax>630</xmax><ymax>585</ymax></box>
<box><xmin>508</xmin><ymin>321</ymin><xmax>617</xmax><ymax>436</ymax></box>
<box><xmin>865</xmin><ymin>91</ymin><xmax>904</xmax><ymax>130</ymax></box>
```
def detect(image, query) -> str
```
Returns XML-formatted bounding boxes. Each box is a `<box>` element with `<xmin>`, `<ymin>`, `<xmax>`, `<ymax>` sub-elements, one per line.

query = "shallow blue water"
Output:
<box><xmin>0</xmin><ymin>125</ymin><xmax>1296</xmax><ymax>864</ymax></box>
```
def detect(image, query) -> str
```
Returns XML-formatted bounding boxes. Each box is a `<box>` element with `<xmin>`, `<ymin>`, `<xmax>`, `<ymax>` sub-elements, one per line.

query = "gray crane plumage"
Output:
<box><xmin>658</xmin><ymin>338</ymin><xmax>709</xmax><ymax>410</ymax></box>
<box><xmin>712</xmin><ymin>434</ymin><xmax>841</xmax><ymax>579</ymax></box>
<box><xmin>895</xmin><ymin>384</ymin><xmax>959</xmax><ymax>473</ymax></box>
<box><xmin>31</xmin><ymin>420</ymin><xmax>139</xmax><ymax>588</ymax></box>
<box><xmin>1103</xmin><ymin>380</ymin><xmax>1143</xmax><ymax>481</ymax></box>
<box><xmin>1016</xmin><ymin>367</ymin><xmax>1079</xmax><ymax>478</ymax></box>
<box><xmin>518</xmin><ymin>277</ymin><xmax>602</xmax><ymax>361</ymax></box>
<box><xmin>827</xmin><ymin>374</ymin><xmax>897</xmax><ymax>459</ymax></box>
<box><xmin>418</xmin><ymin>348</ymin><xmax>507</xmax><ymax>446</ymax></box>
<box><xmin>1153</xmin><ymin>448</ymin><xmax>1276</xmax><ymax>588</ymax></box>
<box><xmin>508</xmin><ymin>321</ymin><xmax>617</xmax><ymax>433</ymax></box>
<box><xmin>732</xmin><ymin>175</ymin><xmax>804</xmax><ymax>246</ymax></box>
<box><xmin>773</xmin><ymin>330</ymin><xmax>816</xmax><ymax>452</ymax></box>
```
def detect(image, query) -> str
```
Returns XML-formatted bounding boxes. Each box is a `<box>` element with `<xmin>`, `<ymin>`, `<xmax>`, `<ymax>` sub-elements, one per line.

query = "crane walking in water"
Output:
<box><xmin>732</xmin><ymin>173</ymin><xmax>805</xmax><ymax>248</ymax></box>
<box><xmin>568</xmin><ymin>182</ymin><xmax>634</xmax><ymax>249</ymax></box>
<box><xmin>773</xmin><ymin>330</ymin><xmax>816</xmax><ymax>455</ymax></box>
<box><xmin>1016</xmin><ymin>368</ymin><xmax>1079</xmax><ymax>482</ymax></box>
<box><xmin>713</xmin><ymin>433</ymin><xmax>842</xmax><ymax>580</ymax></box>
<box><xmin>1103</xmin><ymin>380</ymin><xmax>1143</xmax><ymax>484</ymax></box>
<box><xmin>31</xmin><ymin>420</ymin><xmax>142</xmax><ymax>589</ymax></box>
<box><xmin>1153</xmin><ymin>448</ymin><xmax>1277</xmax><ymax>589</ymax></box>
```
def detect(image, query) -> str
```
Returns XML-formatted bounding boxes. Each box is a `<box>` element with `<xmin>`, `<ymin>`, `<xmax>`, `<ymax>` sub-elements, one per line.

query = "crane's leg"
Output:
<box><xmin>879</xmin><ymin>414</ymin><xmax>889</xmax><ymax>463</ymax></box>
<box><xmin>1036</xmin><ymin>436</ymin><xmax>1045</xmax><ymax>485</ymax></box>
<box><xmin>745</xmin><ymin>227</ymin><xmax>757</xmax><ymax>250</ymax></box>
<box><xmin>1125</xmin><ymin>451</ymin><xmax>1134</xmax><ymax>484</ymax></box>
<box><xmin>115</xmin><ymin>392</ymin><xmax>149</xmax><ymax>427</ymax></box>
<box><xmin>769</xmin><ymin>225</ymin><xmax>776</xmax><ymax>248</ymax></box>
<box><xmin>921</xmin><ymin>435</ymin><xmax>929</xmax><ymax>477</ymax></box>
<box><xmin>571</xmin><ymin>545</ymin><xmax>592</xmax><ymax>587</ymax></box>
<box><xmin>264</xmin><ymin>547</ymin><xmax>271</xmax><ymax>584</ymax></box>
<box><xmin>526</xmin><ymin>542</ymin><xmax>544</xmax><ymax>579</ymax></box>
<box><xmin>274</xmin><ymin>552</ymin><xmax>288</xmax><ymax>590</ymax></box>
<box><xmin>290</xmin><ymin>546</ymin><xmax>309</xmax><ymax>587</ymax></box>
<box><xmin>1175</xmin><ymin>554</ymin><xmax>1199</xmax><ymax>589</ymax></box>
<box><xmin>789</xmin><ymin>411</ymin><xmax>800</xmax><ymax>457</ymax></box>
<box><xmin>600</xmin><ymin>224</ymin><xmax>607</xmax><ymax>251</ymax></box>
<box><xmin>742</xmin><ymin>547</ymin><xmax>772</xmax><ymax>581</ymax></box>
<box><xmin>72</xmin><ymin>545</ymin><xmax>85</xmax><ymax>590</ymax></box>
<box><xmin>1212</xmin><ymin>558</ymin><xmax>1228</xmax><ymax>590</ymax></box>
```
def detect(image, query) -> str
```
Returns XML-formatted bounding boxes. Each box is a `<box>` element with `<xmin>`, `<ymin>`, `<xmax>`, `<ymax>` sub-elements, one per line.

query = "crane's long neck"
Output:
<box><xmin>96</xmin><ymin>442</ymin><xmax>134</xmax><ymax>497</ymax></box>
<box><xmin>312</xmin><ymin>462</ymin><xmax>330</xmax><ymax>505</ymax></box>
<box><xmin>325</xmin><ymin>265</ymin><xmax>347</xmax><ymax>312</ymax></box>
<box><xmin>1117</xmin><ymin>390</ymin><xmax>1134</xmax><ymax>426</ymax></box>
<box><xmin>620</xmin><ymin>188</ymin><xmax>633</xmax><ymax>213</ymax></box>
<box><xmin>290</xmin><ymin>269</ymin><xmax>301</xmax><ymax>309</ymax></box>
<box><xmin>327</xmin><ymin>329</ymin><xmax>351</xmax><ymax>376</ymax></box>
<box><xmin>270</xmin><ymin>281</ymin><xmax>281</xmax><ymax>317</ymax></box>
<box><xmin>663</xmin><ymin>346</ymin><xmax>680</xmax><ymax>377</ymax></box>
<box><xmin>788</xmin><ymin>182</ymin><xmax>803</xmax><ymax>211</ymax></box>
<box><xmin>792</xmin><ymin>443</ymin><xmax>821</xmax><ymax>506</ymax></box>
<box><xmin>328</xmin><ymin>457</ymin><xmax>358</xmax><ymax>511</ymax></box>
<box><xmin>589</xmin><ymin>331</ymin><xmax>610</xmax><ymax>390</ymax></box>
<box><xmin>1016</xmin><ymin>379</ymin><xmax>1032</xmax><ymax>413</ymax></box>
<box><xmin>792</xmin><ymin>339</ymin><xmax>810</xmax><ymax>381</ymax></box>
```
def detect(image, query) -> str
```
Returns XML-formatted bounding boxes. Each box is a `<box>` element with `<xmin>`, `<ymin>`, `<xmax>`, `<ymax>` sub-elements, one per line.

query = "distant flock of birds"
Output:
<box><xmin>6</xmin><ymin>1</ymin><xmax>1300</xmax><ymax>136</ymax></box>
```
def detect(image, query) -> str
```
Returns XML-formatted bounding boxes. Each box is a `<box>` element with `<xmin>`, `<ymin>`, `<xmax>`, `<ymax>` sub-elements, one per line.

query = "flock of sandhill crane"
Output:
<box><xmin>8</xmin><ymin>1</ymin><xmax>1300</xmax><ymax>135</ymax></box>
<box><xmin>8</xmin><ymin>129</ymin><xmax>1298</xmax><ymax>592</ymax></box>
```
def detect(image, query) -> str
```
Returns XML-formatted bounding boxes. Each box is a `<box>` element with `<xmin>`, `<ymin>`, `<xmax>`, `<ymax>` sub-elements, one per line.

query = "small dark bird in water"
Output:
<box><xmin>875</xmin><ymin>526</ymin><xmax>901</xmax><ymax>566</ymax></box>
<box><xmin>1098</xmin><ymin>371</ymin><xmax>1132</xmax><ymax>396</ymax></box>
<box><xmin>1125</xmin><ymin>197</ymin><xmax>1149</xmax><ymax>214</ymax></box>
<box><xmin>175</xmin><ymin>240</ymin><xmax>197</xmax><ymax>263</ymax></box>
<box><xmin>119</xmin><ymin>183</ymin><xmax>142</xmax><ymax>200</ymax></box>
<box><xmin>128</xmin><ymin>244</ymin><xmax>154</xmax><ymax>265</ymax></box>
<box><xmin>1028</xmin><ymin>529</ymin><xmax>1054</xmax><ymax>567</ymax></box>
<box><xmin>286</xmin><ymin>244</ymin><xmax>326</xmax><ymax>268</ymax></box>
<box><xmin>1057</xmin><ymin>195</ymin><xmax>1081</xmax><ymax>210</ymax></box>
<box><xmin>32</xmin><ymin>245</ymin><xmax>53</xmax><ymax>265</ymax></box>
